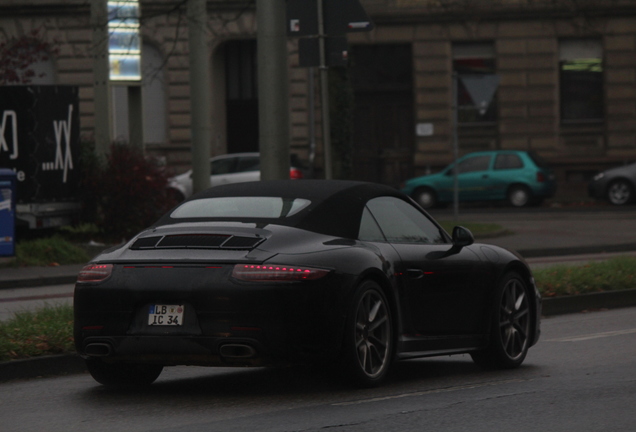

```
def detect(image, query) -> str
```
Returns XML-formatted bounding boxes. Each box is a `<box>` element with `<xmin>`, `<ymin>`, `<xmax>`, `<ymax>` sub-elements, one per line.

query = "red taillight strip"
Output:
<box><xmin>77</xmin><ymin>264</ymin><xmax>114</xmax><ymax>283</ymax></box>
<box><xmin>232</xmin><ymin>264</ymin><xmax>330</xmax><ymax>282</ymax></box>
<box><xmin>121</xmin><ymin>265</ymin><xmax>223</xmax><ymax>269</ymax></box>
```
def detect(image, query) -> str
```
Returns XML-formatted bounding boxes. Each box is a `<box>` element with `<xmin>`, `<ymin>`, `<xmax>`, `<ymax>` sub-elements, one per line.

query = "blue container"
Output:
<box><xmin>0</xmin><ymin>168</ymin><xmax>16</xmax><ymax>257</ymax></box>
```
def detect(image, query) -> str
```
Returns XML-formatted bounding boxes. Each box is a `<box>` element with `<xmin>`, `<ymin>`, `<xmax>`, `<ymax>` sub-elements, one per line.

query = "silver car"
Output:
<box><xmin>588</xmin><ymin>162</ymin><xmax>636</xmax><ymax>205</ymax></box>
<box><xmin>168</xmin><ymin>153</ymin><xmax>304</xmax><ymax>201</ymax></box>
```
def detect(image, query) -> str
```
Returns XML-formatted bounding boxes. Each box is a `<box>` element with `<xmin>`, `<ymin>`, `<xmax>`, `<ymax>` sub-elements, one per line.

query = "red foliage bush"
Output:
<box><xmin>86</xmin><ymin>143</ymin><xmax>177</xmax><ymax>241</ymax></box>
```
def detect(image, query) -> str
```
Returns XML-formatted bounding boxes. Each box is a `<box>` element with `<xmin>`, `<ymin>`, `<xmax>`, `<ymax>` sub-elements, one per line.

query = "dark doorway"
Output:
<box><xmin>225</xmin><ymin>40</ymin><xmax>258</xmax><ymax>153</ymax></box>
<box><xmin>350</xmin><ymin>44</ymin><xmax>414</xmax><ymax>187</ymax></box>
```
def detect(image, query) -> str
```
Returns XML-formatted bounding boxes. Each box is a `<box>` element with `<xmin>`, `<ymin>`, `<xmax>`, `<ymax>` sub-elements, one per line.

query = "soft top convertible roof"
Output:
<box><xmin>155</xmin><ymin>180</ymin><xmax>409</xmax><ymax>239</ymax></box>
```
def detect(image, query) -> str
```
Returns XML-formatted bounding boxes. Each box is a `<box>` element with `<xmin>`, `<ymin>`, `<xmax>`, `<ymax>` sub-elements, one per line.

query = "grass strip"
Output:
<box><xmin>533</xmin><ymin>256</ymin><xmax>636</xmax><ymax>298</ymax></box>
<box><xmin>0</xmin><ymin>304</ymin><xmax>75</xmax><ymax>362</ymax></box>
<box><xmin>3</xmin><ymin>236</ymin><xmax>90</xmax><ymax>267</ymax></box>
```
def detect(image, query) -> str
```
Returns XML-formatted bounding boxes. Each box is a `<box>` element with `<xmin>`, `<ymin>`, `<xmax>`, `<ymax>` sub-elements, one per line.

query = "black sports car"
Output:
<box><xmin>74</xmin><ymin>180</ymin><xmax>541</xmax><ymax>387</ymax></box>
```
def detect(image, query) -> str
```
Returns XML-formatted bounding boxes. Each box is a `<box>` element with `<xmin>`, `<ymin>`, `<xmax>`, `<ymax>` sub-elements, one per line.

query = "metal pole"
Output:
<box><xmin>317</xmin><ymin>0</ymin><xmax>332</xmax><ymax>179</ymax></box>
<box><xmin>257</xmin><ymin>0</ymin><xmax>290</xmax><ymax>180</ymax></box>
<box><xmin>187</xmin><ymin>0</ymin><xmax>212</xmax><ymax>195</ymax></box>
<box><xmin>91</xmin><ymin>0</ymin><xmax>111</xmax><ymax>157</ymax></box>
<box><xmin>308</xmin><ymin>67</ymin><xmax>316</xmax><ymax>178</ymax></box>
<box><xmin>452</xmin><ymin>72</ymin><xmax>459</xmax><ymax>222</ymax></box>
<box><xmin>127</xmin><ymin>85</ymin><xmax>143</xmax><ymax>149</ymax></box>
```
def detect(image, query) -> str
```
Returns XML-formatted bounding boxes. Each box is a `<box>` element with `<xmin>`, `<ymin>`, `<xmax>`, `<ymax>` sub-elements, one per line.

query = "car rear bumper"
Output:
<box><xmin>74</xmin><ymin>266</ymin><xmax>348</xmax><ymax>366</ymax></box>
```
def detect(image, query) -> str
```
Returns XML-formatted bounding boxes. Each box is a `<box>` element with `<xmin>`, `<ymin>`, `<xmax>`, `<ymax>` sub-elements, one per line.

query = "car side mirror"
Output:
<box><xmin>452</xmin><ymin>226</ymin><xmax>474</xmax><ymax>248</ymax></box>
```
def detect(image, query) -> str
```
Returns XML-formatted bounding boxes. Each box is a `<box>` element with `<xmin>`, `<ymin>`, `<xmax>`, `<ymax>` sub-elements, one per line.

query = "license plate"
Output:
<box><xmin>148</xmin><ymin>304</ymin><xmax>184</xmax><ymax>326</ymax></box>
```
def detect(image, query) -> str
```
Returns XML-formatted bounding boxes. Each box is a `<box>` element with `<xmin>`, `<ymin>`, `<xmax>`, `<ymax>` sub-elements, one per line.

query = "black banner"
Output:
<box><xmin>0</xmin><ymin>86</ymin><xmax>80</xmax><ymax>203</ymax></box>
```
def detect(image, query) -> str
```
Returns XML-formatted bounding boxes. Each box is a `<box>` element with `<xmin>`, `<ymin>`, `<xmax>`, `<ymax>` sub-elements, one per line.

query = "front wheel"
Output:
<box><xmin>86</xmin><ymin>359</ymin><xmax>163</xmax><ymax>386</ymax></box>
<box><xmin>471</xmin><ymin>272</ymin><xmax>531</xmax><ymax>369</ymax></box>
<box><xmin>341</xmin><ymin>280</ymin><xmax>394</xmax><ymax>387</ymax></box>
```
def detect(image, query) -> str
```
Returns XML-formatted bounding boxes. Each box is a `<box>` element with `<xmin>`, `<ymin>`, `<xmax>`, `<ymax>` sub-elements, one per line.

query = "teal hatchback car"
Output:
<box><xmin>402</xmin><ymin>150</ymin><xmax>556</xmax><ymax>208</ymax></box>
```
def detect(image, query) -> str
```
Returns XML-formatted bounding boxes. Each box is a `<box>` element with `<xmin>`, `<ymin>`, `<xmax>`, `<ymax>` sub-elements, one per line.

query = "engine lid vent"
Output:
<box><xmin>131</xmin><ymin>234</ymin><xmax>263</xmax><ymax>250</ymax></box>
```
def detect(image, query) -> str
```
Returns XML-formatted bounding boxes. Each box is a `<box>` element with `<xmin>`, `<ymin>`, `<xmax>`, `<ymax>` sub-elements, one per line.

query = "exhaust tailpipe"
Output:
<box><xmin>219</xmin><ymin>344</ymin><xmax>256</xmax><ymax>359</ymax></box>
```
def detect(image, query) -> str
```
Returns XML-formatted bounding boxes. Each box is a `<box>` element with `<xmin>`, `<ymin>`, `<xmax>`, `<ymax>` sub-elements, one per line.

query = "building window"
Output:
<box><xmin>112</xmin><ymin>43</ymin><xmax>167</xmax><ymax>144</ymax></box>
<box><xmin>452</xmin><ymin>42</ymin><xmax>497</xmax><ymax>124</ymax></box>
<box><xmin>559</xmin><ymin>39</ymin><xmax>603</xmax><ymax>122</ymax></box>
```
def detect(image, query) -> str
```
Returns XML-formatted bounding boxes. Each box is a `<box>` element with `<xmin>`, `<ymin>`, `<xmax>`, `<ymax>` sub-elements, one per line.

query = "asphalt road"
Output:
<box><xmin>1</xmin><ymin>306</ymin><xmax>635</xmax><ymax>432</ymax></box>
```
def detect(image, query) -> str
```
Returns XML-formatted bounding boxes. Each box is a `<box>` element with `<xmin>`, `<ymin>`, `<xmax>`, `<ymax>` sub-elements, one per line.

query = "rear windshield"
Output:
<box><xmin>171</xmin><ymin>197</ymin><xmax>311</xmax><ymax>219</ymax></box>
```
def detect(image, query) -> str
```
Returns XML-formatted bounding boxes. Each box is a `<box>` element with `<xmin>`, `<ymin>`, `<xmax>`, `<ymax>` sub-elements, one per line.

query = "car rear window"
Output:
<box><xmin>494</xmin><ymin>154</ymin><xmax>524</xmax><ymax>170</ymax></box>
<box><xmin>170</xmin><ymin>197</ymin><xmax>311</xmax><ymax>219</ymax></box>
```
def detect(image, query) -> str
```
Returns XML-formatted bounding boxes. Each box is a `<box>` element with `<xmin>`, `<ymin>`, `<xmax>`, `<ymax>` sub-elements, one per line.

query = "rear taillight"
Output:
<box><xmin>77</xmin><ymin>264</ymin><xmax>113</xmax><ymax>283</ymax></box>
<box><xmin>290</xmin><ymin>168</ymin><xmax>304</xmax><ymax>179</ymax></box>
<box><xmin>232</xmin><ymin>264</ymin><xmax>329</xmax><ymax>282</ymax></box>
<box><xmin>536</xmin><ymin>171</ymin><xmax>546</xmax><ymax>183</ymax></box>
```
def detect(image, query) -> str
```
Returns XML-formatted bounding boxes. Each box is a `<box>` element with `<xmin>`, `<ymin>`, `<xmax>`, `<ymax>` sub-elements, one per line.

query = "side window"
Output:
<box><xmin>236</xmin><ymin>156</ymin><xmax>260</xmax><ymax>172</ymax></box>
<box><xmin>211</xmin><ymin>158</ymin><xmax>236</xmax><ymax>175</ymax></box>
<box><xmin>359</xmin><ymin>207</ymin><xmax>386</xmax><ymax>242</ymax></box>
<box><xmin>366</xmin><ymin>197</ymin><xmax>447</xmax><ymax>244</ymax></box>
<box><xmin>456</xmin><ymin>155</ymin><xmax>491</xmax><ymax>174</ymax></box>
<box><xmin>494</xmin><ymin>154</ymin><xmax>524</xmax><ymax>170</ymax></box>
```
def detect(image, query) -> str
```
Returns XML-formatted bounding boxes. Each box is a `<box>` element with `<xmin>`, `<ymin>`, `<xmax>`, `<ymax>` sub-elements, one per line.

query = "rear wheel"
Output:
<box><xmin>607</xmin><ymin>179</ymin><xmax>634</xmax><ymax>205</ymax></box>
<box><xmin>412</xmin><ymin>187</ymin><xmax>437</xmax><ymax>209</ymax></box>
<box><xmin>341</xmin><ymin>280</ymin><xmax>394</xmax><ymax>387</ymax></box>
<box><xmin>86</xmin><ymin>359</ymin><xmax>163</xmax><ymax>386</ymax></box>
<box><xmin>471</xmin><ymin>272</ymin><xmax>531</xmax><ymax>369</ymax></box>
<box><xmin>507</xmin><ymin>185</ymin><xmax>532</xmax><ymax>207</ymax></box>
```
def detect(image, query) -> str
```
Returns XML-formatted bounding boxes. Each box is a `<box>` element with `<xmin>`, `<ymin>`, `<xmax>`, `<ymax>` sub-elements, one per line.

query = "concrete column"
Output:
<box><xmin>257</xmin><ymin>0</ymin><xmax>290</xmax><ymax>180</ymax></box>
<box><xmin>188</xmin><ymin>0</ymin><xmax>212</xmax><ymax>194</ymax></box>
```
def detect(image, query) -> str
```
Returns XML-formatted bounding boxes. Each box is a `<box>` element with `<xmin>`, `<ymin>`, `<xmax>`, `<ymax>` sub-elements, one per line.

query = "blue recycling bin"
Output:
<box><xmin>0</xmin><ymin>168</ymin><xmax>16</xmax><ymax>257</ymax></box>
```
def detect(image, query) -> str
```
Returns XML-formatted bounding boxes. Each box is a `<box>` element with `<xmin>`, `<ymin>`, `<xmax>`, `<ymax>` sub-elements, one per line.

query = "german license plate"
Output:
<box><xmin>148</xmin><ymin>304</ymin><xmax>184</xmax><ymax>326</ymax></box>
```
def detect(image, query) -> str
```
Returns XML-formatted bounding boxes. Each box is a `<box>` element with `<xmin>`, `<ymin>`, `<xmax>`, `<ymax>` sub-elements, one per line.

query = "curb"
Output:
<box><xmin>0</xmin><ymin>275</ymin><xmax>78</xmax><ymax>290</ymax></box>
<box><xmin>0</xmin><ymin>354</ymin><xmax>86</xmax><ymax>383</ymax></box>
<box><xmin>2</xmin><ymin>290</ymin><xmax>636</xmax><ymax>383</ymax></box>
<box><xmin>541</xmin><ymin>288</ymin><xmax>636</xmax><ymax>316</ymax></box>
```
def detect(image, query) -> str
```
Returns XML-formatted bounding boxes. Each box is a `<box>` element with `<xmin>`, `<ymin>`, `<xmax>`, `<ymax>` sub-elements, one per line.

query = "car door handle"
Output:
<box><xmin>407</xmin><ymin>269</ymin><xmax>424</xmax><ymax>279</ymax></box>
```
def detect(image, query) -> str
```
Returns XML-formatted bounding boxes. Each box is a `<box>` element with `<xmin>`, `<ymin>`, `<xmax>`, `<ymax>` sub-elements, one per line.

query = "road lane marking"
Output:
<box><xmin>546</xmin><ymin>328</ymin><xmax>636</xmax><ymax>342</ymax></box>
<box><xmin>332</xmin><ymin>379</ymin><xmax>527</xmax><ymax>406</ymax></box>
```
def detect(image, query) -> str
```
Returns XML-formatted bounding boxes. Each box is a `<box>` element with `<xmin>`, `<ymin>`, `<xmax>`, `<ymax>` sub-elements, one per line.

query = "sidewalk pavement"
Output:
<box><xmin>1</xmin><ymin>208</ymin><xmax>636</xmax><ymax>382</ymax></box>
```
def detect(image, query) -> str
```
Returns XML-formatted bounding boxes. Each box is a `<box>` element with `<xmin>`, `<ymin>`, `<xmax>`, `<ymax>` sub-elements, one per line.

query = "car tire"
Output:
<box><xmin>507</xmin><ymin>185</ymin><xmax>532</xmax><ymax>207</ymax></box>
<box><xmin>471</xmin><ymin>272</ymin><xmax>531</xmax><ymax>369</ymax></box>
<box><xmin>412</xmin><ymin>187</ymin><xmax>437</xmax><ymax>209</ymax></box>
<box><xmin>86</xmin><ymin>359</ymin><xmax>163</xmax><ymax>386</ymax></box>
<box><xmin>341</xmin><ymin>280</ymin><xmax>394</xmax><ymax>387</ymax></box>
<box><xmin>606</xmin><ymin>179</ymin><xmax>634</xmax><ymax>206</ymax></box>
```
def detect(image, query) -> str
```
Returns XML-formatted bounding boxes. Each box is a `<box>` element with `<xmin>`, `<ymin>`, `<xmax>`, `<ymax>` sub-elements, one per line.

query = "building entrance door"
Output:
<box><xmin>351</xmin><ymin>44</ymin><xmax>414</xmax><ymax>187</ymax></box>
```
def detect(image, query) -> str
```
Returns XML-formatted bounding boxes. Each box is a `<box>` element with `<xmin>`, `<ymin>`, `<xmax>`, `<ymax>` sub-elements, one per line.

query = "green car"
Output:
<box><xmin>402</xmin><ymin>150</ymin><xmax>556</xmax><ymax>208</ymax></box>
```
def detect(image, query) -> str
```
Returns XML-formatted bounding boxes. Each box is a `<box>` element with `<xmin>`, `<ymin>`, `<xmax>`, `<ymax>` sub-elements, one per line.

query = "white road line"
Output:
<box><xmin>332</xmin><ymin>379</ymin><xmax>527</xmax><ymax>406</ymax></box>
<box><xmin>547</xmin><ymin>328</ymin><xmax>636</xmax><ymax>342</ymax></box>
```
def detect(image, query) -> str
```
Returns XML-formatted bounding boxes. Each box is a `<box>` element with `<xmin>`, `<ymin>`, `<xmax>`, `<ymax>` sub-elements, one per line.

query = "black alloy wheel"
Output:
<box><xmin>86</xmin><ymin>358</ymin><xmax>164</xmax><ymax>386</ymax></box>
<box><xmin>607</xmin><ymin>179</ymin><xmax>634</xmax><ymax>205</ymax></box>
<box><xmin>342</xmin><ymin>280</ymin><xmax>394</xmax><ymax>387</ymax></box>
<box><xmin>471</xmin><ymin>272</ymin><xmax>531</xmax><ymax>369</ymax></box>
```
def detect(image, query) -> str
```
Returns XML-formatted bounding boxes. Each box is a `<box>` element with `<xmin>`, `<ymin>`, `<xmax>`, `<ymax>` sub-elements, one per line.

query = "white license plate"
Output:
<box><xmin>148</xmin><ymin>304</ymin><xmax>184</xmax><ymax>326</ymax></box>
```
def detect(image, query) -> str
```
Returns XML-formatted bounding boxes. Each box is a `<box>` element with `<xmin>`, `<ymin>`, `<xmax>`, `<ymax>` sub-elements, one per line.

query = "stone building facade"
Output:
<box><xmin>1</xmin><ymin>0</ymin><xmax>635</xmax><ymax>198</ymax></box>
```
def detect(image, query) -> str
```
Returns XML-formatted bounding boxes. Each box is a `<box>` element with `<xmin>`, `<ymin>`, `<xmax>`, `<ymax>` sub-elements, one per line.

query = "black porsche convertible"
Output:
<box><xmin>74</xmin><ymin>180</ymin><xmax>541</xmax><ymax>387</ymax></box>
